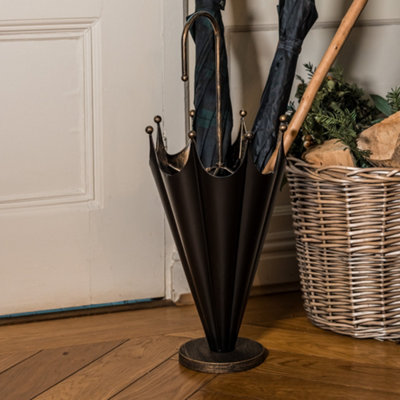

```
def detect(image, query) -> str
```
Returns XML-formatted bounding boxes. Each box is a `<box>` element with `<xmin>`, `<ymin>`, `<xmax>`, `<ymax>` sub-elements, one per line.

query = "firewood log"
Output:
<box><xmin>358</xmin><ymin>111</ymin><xmax>400</xmax><ymax>168</ymax></box>
<box><xmin>303</xmin><ymin>139</ymin><xmax>356</xmax><ymax>167</ymax></box>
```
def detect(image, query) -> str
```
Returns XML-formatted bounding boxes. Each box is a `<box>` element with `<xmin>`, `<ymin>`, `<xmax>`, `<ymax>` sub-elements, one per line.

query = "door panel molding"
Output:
<box><xmin>0</xmin><ymin>18</ymin><xmax>102</xmax><ymax>210</ymax></box>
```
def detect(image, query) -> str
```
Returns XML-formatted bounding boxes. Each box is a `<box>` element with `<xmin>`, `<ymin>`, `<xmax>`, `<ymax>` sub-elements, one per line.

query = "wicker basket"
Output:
<box><xmin>286</xmin><ymin>157</ymin><xmax>400</xmax><ymax>340</ymax></box>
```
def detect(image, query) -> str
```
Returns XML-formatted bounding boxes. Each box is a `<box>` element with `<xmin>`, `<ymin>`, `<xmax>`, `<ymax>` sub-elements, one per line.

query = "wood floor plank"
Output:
<box><xmin>169</xmin><ymin>323</ymin><xmax>400</xmax><ymax>369</ymax></box>
<box><xmin>189</xmin><ymin>389</ymin><xmax>260</xmax><ymax>400</ymax></box>
<box><xmin>111</xmin><ymin>359</ymin><xmax>214</xmax><ymax>400</ymax></box>
<box><xmin>0</xmin><ymin>339</ymin><xmax>124</xmax><ymax>400</ymax></box>
<box><xmin>0</xmin><ymin>350</ymin><xmax>40</xmax><ymax>374</ymax></box>
<box><xmin>255</xmin><ymin>326</ymin><xmax>400</xmax><ymax>369</ymax></box>
<box><xmin>264</xmin><ymin>315</ymin><xmax>323</xmax><ymax>333</ymax></box>
<box><xmin>204</xmin><ymin>369</ymin><xmax>400</xmax><ymax>400</ymax></box>
<box><xmin>242</xmin><ymin>292</ymin><xmax>305</xmax><ymax>326</ymax></box>
<box><xmin>260</xmin><ymin>350</ymin><xmax>400</xmax><ymax>395</ymax></box>
<box><xmin>0</xmin><ymin>293</ymin><xmax>297</xmax><ymax>354</ymax></box>
<box><xmin>1</xmin><ymin>292</ymin><xmax>400</xmax><ymax>400</ymax></box>
<box><xmin>35</xmin><ymin>335</ymin><xmax>187</xmax><ymax>400</ymax></box>
<box><xmin>0</xmin><ymin>305</ymin><xmax>202</xmax><ymax>353</ymax></box>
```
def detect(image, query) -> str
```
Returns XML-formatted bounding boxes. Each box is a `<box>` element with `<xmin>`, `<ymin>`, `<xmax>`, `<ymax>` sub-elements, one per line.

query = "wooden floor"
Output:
<box><xmin>1</xmin><ymin>292</ymin><xmax>400</xmax><ymax>400</ymax></box>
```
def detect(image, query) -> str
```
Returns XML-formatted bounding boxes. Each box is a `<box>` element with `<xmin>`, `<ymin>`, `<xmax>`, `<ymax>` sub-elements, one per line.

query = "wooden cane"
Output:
<box><xmin>262</xmin><ymin>0</ymin><xmax>368</xmax><ymax>174</ymax></box>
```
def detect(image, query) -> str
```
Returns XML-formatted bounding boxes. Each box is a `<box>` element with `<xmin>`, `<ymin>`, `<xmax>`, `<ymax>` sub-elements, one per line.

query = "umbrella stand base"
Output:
<box><xmin>178</xmin><ymin>337</ymin><xmax>268</xmax><ymax>374</ymax></box>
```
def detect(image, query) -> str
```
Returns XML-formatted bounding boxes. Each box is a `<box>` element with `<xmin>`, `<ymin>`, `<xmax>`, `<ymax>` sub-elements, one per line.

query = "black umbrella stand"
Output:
<box><xmin>145</xmin><ymin>11</ymin><xmax>285</xmax><ymax>374</ymax></box>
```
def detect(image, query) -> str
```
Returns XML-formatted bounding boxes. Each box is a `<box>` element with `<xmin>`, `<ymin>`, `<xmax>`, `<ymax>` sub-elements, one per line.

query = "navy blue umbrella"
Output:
<box><xmin>252</xmin><ymin>0</ymin><xmax>318</xmax><ymax>170</ymax></box>
<box><xmin>189</xmin><ymin>0</ymin><xmax>232</xmax><ymax>168</ymax></box>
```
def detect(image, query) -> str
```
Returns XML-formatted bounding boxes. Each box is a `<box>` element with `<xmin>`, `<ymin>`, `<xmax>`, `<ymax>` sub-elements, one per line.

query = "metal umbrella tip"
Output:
<box><xmin>145</xmin><ymin>126</ymin><xmax>154</xmax><ymax>135</ymax></box>
<box><xmin>154</xmin><ymin>115</ymin><xmax>162</xmax><ymax>123</ymax></box>
<box><xmin>182</xmin><ymin>75</ymin><xmax>188</xmax><ymax>82</ymax></box>
<box><xmin>240</xmin><ymin>110</ymin><xmax>247</xmax><ymax>118</ymax></box>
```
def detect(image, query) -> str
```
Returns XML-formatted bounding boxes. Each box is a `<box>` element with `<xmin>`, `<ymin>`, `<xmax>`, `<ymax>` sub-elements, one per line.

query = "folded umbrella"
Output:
<box><xmin>189</xmin><ymin>0</ymin><xmax>232</xmax><ymax>168</ymax></box>
<box><xmin>263</xmin><ymin>0</ymin><xmax>369</xmax><ymax>173</ymax></box>
<box><xmin>252</xmin><ymin>0</ymin><xmax>318</xmax><ymax>170</ymax></box>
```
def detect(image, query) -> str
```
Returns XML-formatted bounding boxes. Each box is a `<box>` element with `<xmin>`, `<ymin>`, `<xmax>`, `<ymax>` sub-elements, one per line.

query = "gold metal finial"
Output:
<box><xmin>240</xmin><ymin>110</ymin><xmax>247</xmax><ymax>118</ymax></box>
<box><xmin>279</xmin><ymin>123</ymin><xmax>288</xmax><ymax>132</ymax></box>
<box><xmin>188</xmin><ymin>130</ymin><xmax>196</xmax><ymax>140</ymax></box>
<box><xmin>145</xmin><ymin>126</ymin><xmax>153</xmax><ymax>135</ymax></box>
<box><xmin>279</xmin><ymin>114</ymin><xmax>287</xmax><ymax>122</ymax></box>
<box><xmin>303</xmin><ymin>134</ymin><xmax>313</xmax><ymax>149</ymax></box>
<box><xmin>304</xmin><ymin>140</ymin><xmax>312</xmax><ymax>148</ymax></box>
<box><xmin>189</xmin><ymin>109</ymin><xmax>195</xmax><ymax>118</ymax></box>
<box><xmin>181</xmin><ymin>75</ymin><xmax>188</xmax><ymax>82</ymax></box>
<box><xmin>244</xmin><ymin>132</ymin><xmax>254</xmax><ymax>141</ymax></box>
<box><xmin>154</xmin><ymin>115</ymin><xmax>162</xmax><ymax>123</ymax></box>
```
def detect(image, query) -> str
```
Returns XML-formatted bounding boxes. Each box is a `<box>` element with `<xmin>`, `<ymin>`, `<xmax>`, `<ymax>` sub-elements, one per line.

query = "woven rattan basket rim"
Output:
<box><xmin>286</xmin><ymin>156</ymin><xmax>400</xmax><ymax>183</ymax></box>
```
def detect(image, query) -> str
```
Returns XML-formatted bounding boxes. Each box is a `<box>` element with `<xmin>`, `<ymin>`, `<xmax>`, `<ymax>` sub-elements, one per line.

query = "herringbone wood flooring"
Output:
<box><xmin>1</xmin><ymin>292</ymin><xmax>399</xmax><ymax>399</ymax></box>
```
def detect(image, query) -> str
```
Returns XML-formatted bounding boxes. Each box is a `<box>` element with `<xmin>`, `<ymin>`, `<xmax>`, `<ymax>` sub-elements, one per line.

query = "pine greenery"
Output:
<box><xmin>387</xmin><ymin>87</ymin><xmax>400</xmax><ymax>112</ymax></box>
<box><xmin>289</xmin><ymin>63</ymin><xmax>386</xmax><ymax>167</ymax></box>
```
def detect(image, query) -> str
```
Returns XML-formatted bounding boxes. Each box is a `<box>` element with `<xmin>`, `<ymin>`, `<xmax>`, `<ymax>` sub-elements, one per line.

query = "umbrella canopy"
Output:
<box><xmin>190</xmin><ymin>0</ymin><xmax>232</xmax><ymax>168</ymax></box>
<box><xmin>252</xmin><ymin>0</ymin><xmax>318</xmax><ymax>170</ymax></box>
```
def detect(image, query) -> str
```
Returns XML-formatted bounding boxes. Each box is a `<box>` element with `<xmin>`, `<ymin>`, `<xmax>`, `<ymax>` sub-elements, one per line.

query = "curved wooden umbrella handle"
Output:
<box><xmin>262</xmin><ymin>0</ymin><xmax>369</xmax><ymax>174</ymax></box>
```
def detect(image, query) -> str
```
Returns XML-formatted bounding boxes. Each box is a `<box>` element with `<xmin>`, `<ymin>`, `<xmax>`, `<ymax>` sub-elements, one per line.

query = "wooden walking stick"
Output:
<box><xmin>262</xmin><ymin>0</ymin><xmax>368</xmax><ymax>174</ymax></box>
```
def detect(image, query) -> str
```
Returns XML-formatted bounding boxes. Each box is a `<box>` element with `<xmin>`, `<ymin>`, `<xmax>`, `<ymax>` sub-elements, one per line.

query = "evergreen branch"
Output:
<box><xmin>289</xmin><ymin>63</ymin><xmax>381</xmax><ymax>167</ymax></box>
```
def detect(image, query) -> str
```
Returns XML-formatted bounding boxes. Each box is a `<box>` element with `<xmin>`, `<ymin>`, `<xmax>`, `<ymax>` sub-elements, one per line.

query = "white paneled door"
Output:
<box><xmin>0</xmin><ymin>0</ymin><xmax>184</xmax><ymax>315</ymax></box>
